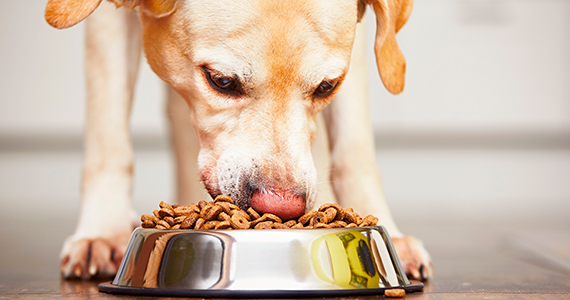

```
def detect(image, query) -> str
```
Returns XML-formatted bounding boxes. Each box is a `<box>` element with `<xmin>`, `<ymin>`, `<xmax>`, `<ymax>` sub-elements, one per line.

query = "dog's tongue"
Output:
<box><xmin>249</xmin><ymin>188</ymin><xmax>305</xmax><ymax>221</ymax></box>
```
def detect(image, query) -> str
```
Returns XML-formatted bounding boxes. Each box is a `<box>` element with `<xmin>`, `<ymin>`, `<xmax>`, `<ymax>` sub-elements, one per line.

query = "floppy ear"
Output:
<box><xmin>45</xmin><ymin>0</ymin><xmax>103</xmax><ymax>29</ymax></box>
<box><xmin>45</xmin><ymin>0</ymin><xmax>178</xmax><ymax>29</ymax></box>
<box><xmin>136</xmin><ymin>0</ymin><xmax>178</xmax><ymax>18</ymax></box>
<box><xmin>368</xmin><ymin>0</ymin><xmax>413</xmax><ymax>95</ymax></box>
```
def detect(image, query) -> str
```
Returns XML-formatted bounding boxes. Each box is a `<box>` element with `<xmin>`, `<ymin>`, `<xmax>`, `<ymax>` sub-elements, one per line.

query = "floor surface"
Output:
<box><xmin>1</xmin><ymin>208</ymin><xmax>569</xmax><ymax>299</ymax></box>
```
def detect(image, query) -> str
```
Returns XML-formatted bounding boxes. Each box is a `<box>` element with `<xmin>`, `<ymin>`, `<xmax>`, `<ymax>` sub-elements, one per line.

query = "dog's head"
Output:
<box><xmin>46</xmin><ymin>0</ymin><xmax>412</xmax><ymax>220</ymax></box>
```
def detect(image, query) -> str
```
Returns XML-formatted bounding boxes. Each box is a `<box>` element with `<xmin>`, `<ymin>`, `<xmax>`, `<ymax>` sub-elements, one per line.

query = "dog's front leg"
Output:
<box><xmin>166</xmin><ymin>86</ymin><xmax>210</xmax><ymax>205</ymax></box>
<box><xmin>59</xmin><ymin>2</ymin><xmax>141</xmax><ymax>280</ymax></box>
<box><xmin>323</xmin><ymin>21</ymin><xmax>433</xmax><ymax>280</ymax></box>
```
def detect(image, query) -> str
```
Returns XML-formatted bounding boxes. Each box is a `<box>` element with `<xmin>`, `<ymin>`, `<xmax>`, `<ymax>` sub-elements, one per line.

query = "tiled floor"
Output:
<box><xmin>1</xmin><ymin>207</ymin><xmax>569</xmax><ymax>299</ymax></box>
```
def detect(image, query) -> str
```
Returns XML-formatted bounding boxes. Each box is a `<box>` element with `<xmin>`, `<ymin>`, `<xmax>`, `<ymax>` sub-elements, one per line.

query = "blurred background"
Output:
<box><xmin>1</xmin><ymin>0</ymin><xmax>569</xmax><ymax>240</ymax></box>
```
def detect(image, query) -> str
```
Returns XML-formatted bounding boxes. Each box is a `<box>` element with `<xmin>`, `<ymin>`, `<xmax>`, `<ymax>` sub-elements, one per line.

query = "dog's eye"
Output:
<box><xmin>212</xmin><ymin>74</ymin><xmax>235</xmax><ymax>89</ymax></box>
<box><xmin>204</xmin><ymin>67</ymin><xmax>240</xmax><ymax>94</ymax></box>
<box><xmin>313</xmin><ymin>79</ymin><xmax>339</xmax><ymax>98</ymax></box>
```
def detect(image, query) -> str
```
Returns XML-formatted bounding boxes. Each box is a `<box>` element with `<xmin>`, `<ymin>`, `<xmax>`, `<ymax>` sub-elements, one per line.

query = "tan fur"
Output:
<box><xmin>166</xmin><ymin>87</ymin><xmax>209</xmax><ymax>205</ymax></box>
<box><xmin>45</xmin><ymin>0</ymin><xmax>103</xmax><ymax>29</ymax></box>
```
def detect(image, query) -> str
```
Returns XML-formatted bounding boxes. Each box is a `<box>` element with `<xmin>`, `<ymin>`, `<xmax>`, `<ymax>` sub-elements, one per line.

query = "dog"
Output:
<box><xmin>46</xmin><ymin>0</ymin><xmax>433</xmax><ymax>281</ymax></box>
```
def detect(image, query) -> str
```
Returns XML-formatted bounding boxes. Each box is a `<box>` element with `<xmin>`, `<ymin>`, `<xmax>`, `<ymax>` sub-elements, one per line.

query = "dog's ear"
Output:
<box><xmin>45</xmin><ymin>0</ymin><xmax>177</xmax><ymax>29</ymax></box>
<box><xmin>367</xmin><ymin>0</ymin><xmax>413</xmax><ymax>95</ymax></box>
<box><xmin>113</xmin><ymin>0</ymin><xmax>178</xmax><ymax>18</ymax></box>
<box><xmin>45</xmin><ymin>0</ymin><xmax>103</xmax><ymax>29</ymax></box>
<box><xmin>138</xmin><ymin>0</ymin><xmax>178</xmax><ymax>18</ymax></box>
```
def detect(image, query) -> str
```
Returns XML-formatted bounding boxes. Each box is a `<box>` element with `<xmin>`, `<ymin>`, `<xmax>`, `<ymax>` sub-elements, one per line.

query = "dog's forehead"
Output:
<box><xmin>183</xmin><ymin>0</ymin><xmax>358</xmax><ymax>31</ymax></box>
<box><xmin>180</xmin><ymin>0</ymin><xmax>359</xmax><ymax>79</ymax></box>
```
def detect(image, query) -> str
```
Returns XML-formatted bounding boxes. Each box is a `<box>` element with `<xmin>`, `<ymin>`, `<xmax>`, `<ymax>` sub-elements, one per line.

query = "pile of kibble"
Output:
<box><xmin>140</xmin><ymin>195</ymin><xmax>379</xmax><ymax>230</ymax></box>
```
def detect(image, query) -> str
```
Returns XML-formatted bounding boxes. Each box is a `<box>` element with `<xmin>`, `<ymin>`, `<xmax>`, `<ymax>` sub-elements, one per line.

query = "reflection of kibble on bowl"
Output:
<box><xmin>141</xmin><ymin>196</ymin><xmax>379</xmax><ymax>230</ymax></box>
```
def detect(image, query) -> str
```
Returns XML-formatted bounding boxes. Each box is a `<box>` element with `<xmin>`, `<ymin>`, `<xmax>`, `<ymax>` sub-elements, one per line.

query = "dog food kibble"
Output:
<box><xmin>140</xmin><ymin>197</ymin><xmax>379</xmax><ymax>230</ymax></box>
<box><xmin>384</xmin><ymin>288</ymin><xmax>406</xmax><ymax>298</ymax></box>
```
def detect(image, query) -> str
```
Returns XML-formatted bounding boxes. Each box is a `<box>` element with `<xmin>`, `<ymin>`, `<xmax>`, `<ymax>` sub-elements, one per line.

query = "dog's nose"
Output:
<box><xmin>249</xmin><ymin>188</ymin><xmax>305</xmax><ymax>221</ymax></box>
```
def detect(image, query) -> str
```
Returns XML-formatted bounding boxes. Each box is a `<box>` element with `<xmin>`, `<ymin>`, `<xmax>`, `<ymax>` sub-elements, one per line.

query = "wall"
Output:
<box><xmin>0</xmin><ymin>0</ymin><xmax>569</xmax><ymax>229</ymax></box>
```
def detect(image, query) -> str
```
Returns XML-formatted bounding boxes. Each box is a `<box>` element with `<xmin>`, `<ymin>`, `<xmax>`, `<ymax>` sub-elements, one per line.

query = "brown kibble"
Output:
<box><xmin>180</xmin><ymin>212</ymin><xmax>199</xmax><ymax>229</ymax></box>
<box><xmin>273</xmin><ymin>223</ymin><xmax>289</xmax><ymax>229</ymax></box>
<box><xmin>319</xmin><ymin>203</ymin><xmax>344</xmax><ymax>220</ymax></box>
<box><xmin>156</xmin><ymin>220</ymin><xmax>171</xmax><ymax>229</ymax></box>
<box><xmin>202</xmin><ymin>205</ymin><xmax>223</xmax><ymax>221</ymax></box>
<box><xmin>329</xmin><ymin>222</ymin><xmax>342</xmax><ymax>228</ymax></box>
<box><xmin>384</xmin><ymin>288</ymin><xmax>405</xmax><ymax>298</ymax></box>
<box><xmin>174</xmin><ymin>216</ymin><xmax>187</xmax><ymax>224</ymax></box>
<box><xmin>298</xmin><ymin>210</ymin><xmax>316</xmax><ymax>225</ymax></box>
<box><xmin>249</xmin><ymin>216</ymin><xmax>266</xmax><ymax>227</ymax></box>
<box><xmin>194</xmin><ymin>218</ymin><xmax>205</xmax><ymax>229</ymax></box>
<box><xmin>141</xmin><ymin>220</ymin><xmax>155</xmax><ymax>228</ymax></box>
<box><xmin>247</xmin><ymin>207</ymin><xmax>261</xmax><ymax>220</ymax></box>
<box><xmin>198</xmin><ymin>200</ymin><xmax>208</xmax><ymax>209</ymax></box>
<box><xmin>334</xmin><ymin>210</ymin><xmax>346</xmax><ymax>221</ymax></box>
<box><xmin>355</xmin><ymin>215</ymin><xmax>363</xmax><ymax>226</ymax></box>
<box><xmin>190</xmin><ymin>204</ymin><xmax>200</xmax><ymax>212</ymax></box>
<box><xmin>174</xmin><ymin>206</ymin><xmax>196</xmax><ymax>216</ymax></box>
<box><xmin>344</xmin><ymin>211</ymin><xmax>358</xmax><ymax>224</ymax></box>
<box><xmin>284</xmin><ymin>220</ymin><xmax>297</xmax><ymax>227</ymax></box>
<box><xmin>141</xmin><ymin>214</ymin><xmax>156</xmax><ymax>222</ymax></box>
<box><xmin>223</xmin><ymin>203</ymin><xmax>241</xmax><ymax>213</ymax></box>
<box><xmin>199</xmin><ymin>203</ymin><xmax>213</xmax><ymax>217</ymax></box>
<box><xmin>218</xmin><ymin>212</ymin><xmax>230</xmax><ymax>221</ymax></box>
<box><xmin>216</xmin><ymin>202</ymin><xmax>232</xmax><ymax>214</ymax></box>
<box><xmin>142</xmin><ymin>200</ymin><xmax>379</xmax><ymax>231</ymax></box>
<box><xmin>163</xmin><ymin>216</ymin><xmax>175</xmax><ymax>227</ymax></box>
<box><xmin>214</xmin><ymin>195</ymin><xmax>234</xmax><ymax>204</ymax></box>
<box><xmin>314</xmin><ymin>223</ymin><xmax>331</xmax><ymax>229</ymax></box>
<box><xmin>231</xmin><ymin>209</ymin><xmax>252</xmax><ymax>221</ymax></box>
<box><xmin>228</xmin><ymin>203</ymin><xmax>241</xmax><ymax>211</ymax></box>
<box><xmin>291</xmin><ymin>223</ymin><xmax>304</xmax><ymax>229</ymax></box>
<box><xmin>254</xmin><ymin>221</ymin><xmax>273</xmax><ymax>229</ymax></box>
<box><xmin>261</xmin><ymin>213</ymin><xmax>282</xmax><ymax>223</ymax></box>
<box><xmin>158</xmin><ymin>207</ymin><xmax>175</xmax><ymax>219</ymax></box>
<box><xmin>311</xmin><ymin>211</ymin><xmax>328</xmax><ymax>226</ymax></box>
<box><xmin>202</xmin><ymin>221</ymin><xmax>219</xmax><ymax>230</ymax></box>
<box><xmin>230</xmin><ymin>213</ymin><xmax>250</xmax><ymax>229</ymax></box>
<box><xmin>324</xmin><ymin>207</ymin><xmax>337</xmax><ymax>222</ymax></box>
<box><xmin>360</xmin><ymin>214</ymin><xmax>377</xmax><ymax>227</ymax></box>
<box><xmin>159</xmin><ymin>201</ymin><xmax>173</xmax><ymax>210</ymax></box>
<box><xmin>318</xmin><ymin>203</ymin><xmax>341</xmax><ymax>212</ymax></box>
<box><xmin>331</xmin><ymin>220</ymin><xmax>348</xmax><ymax>227</ymax></box>
<box><xmin>215</xmin><ymin>220</ymin><xmax>232</xmax><ymax>229</ymax></box>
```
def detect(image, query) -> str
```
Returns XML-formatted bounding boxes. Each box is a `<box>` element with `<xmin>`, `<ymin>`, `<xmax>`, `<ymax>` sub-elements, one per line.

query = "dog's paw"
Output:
<box><xmin>392</xmin><ymin>236</ymin><xmax>433</xmax><ymax>281</ymax></box>
<box><xmin>60</xmin><ymin>231</ymin><xmax>132</xmax><ymax>280</ymax></box>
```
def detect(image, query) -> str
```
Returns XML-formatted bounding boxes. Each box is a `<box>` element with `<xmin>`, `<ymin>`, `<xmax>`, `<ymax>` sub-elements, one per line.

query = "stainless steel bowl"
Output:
<box><xmin>99</xmin><ymin>226</ymin><xmax>423</xmax><ymax>297</ymax></box>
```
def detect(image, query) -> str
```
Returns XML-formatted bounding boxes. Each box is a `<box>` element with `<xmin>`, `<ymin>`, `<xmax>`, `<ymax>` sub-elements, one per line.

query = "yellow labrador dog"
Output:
<box><xmin>46</xmin><ymin>0</ymin><xmax>433</xmax><ymax>281</ymax></box>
